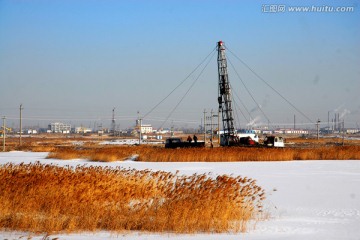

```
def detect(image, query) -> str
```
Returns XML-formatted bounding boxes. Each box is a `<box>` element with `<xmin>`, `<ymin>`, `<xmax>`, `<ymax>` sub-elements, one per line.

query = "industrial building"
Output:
<box><xmin>135</xmin><ymin>120</ymin><xmax>153</xmax><ymax>134</ymax></box>
<box><xmin>74</xmin><ymin>127</ymin><xmax>92</xmax><ymax>134</ymax></box>
<box><xmin>48</xmin><ymin>122</ymin><xmax>71</xmax><ymax>133</ymax></box>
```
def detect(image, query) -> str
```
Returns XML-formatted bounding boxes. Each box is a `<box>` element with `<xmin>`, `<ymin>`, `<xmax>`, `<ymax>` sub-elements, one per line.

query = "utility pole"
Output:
<box><xmin>2</xmin><ymin>116</ymin><xmax>6</xmax><ymax>152</ymax></box>
<box><xmin>97</xmin><ymin>122</ymin><xmax>103</xmax><ymax>139</ymax></box>
<box><xmin>293</xmin><ymin>114</ymin><xmax>296</xmax><ymax>130</ymax></box>
<box><xmin>139</xmin><ymin>118</ymin><xmax>142</xmax><ymax>145</ymax></box>
<box><xmin>316</xmin><ymin>119</ymin><xmax>321</xmax><ymax>140</ymax></box>
<box><xmin>210</xmin><ymin>109</ymin><xmax>214</xmax><ymax>143</ymax></box>
<box><xmin>203</xmin><ymin>109</ymin><xmax>207</xmax><ymax>144</ymax></box>
<box><xmin>19</xmin><ymin>104</ymin><xmax>23</xmax><ymax>146</ymax></box>
<box><xmin>170</xmin><ymin>120</ymin><xmax>174</xmax><ymax>137</ymax></box>
<box><xmin>211</xmin><ymin>111</ymin><xmax>219</xmax><ymax>147</ymax></box>
<box><xmin>137</xmin><ymin>111</ymin><xmax>142</xmax><ymax>145</ymax></box>
<box><xmin>111</xmin><ymin>108</ymin><xmax>116</xmax><ymax>136</ymax></box>
<box><xmin>342</xmin><ymin>119</ymin><xmax>345</xmax><ymax>146</ymax></box>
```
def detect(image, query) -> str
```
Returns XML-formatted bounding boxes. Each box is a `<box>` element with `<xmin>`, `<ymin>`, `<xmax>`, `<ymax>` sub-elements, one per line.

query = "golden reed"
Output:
<box><xmin>0</xmin><ymin>163</ymin><xmax>265</xmax><ymax>233</ymax></box>
<box><xmin>47</xmin><ymin>145</ymin><xmax>360</xmax><ymax>162</ymax></box>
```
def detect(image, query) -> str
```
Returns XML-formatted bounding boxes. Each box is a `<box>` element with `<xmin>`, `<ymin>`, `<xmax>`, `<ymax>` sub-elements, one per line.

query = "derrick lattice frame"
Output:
<box><xmin>217</xmin><ymin>41</ymin><xmax>235</xmax><ymax>146</ymax></box>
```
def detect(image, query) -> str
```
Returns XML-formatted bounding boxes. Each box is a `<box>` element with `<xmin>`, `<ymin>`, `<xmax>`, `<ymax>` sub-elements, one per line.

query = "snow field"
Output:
<box><xmin>0</xmin><ymin>151</ymin><xmax>359</xmax><ymax>239</ymax></box>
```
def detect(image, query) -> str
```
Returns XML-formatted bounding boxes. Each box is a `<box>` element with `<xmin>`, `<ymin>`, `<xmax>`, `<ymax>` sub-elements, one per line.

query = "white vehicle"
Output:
<box><xmin>235</xmin><ymin>129</ymin><xmax>259</xmax><ymax>143</ymax></box>
<box><xmin>219</xmin><ymin>129</ymin><xmax>259</xmax><ymax>146</ymax></box>
<box><xmin>264</xmin><ymin>136</ymin><xmax>285</xmax><ymax>147</ymax></box>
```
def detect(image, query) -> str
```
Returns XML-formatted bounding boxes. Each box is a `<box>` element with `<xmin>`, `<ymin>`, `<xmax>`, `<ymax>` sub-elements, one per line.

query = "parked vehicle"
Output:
<box><xmin>165</xmin><ymin>137</ymin><xmax>205</xmax><ymax>148</ymax></box>
<box><xmin>239</xmin><ymin>136</ymin><xmax>257</xmax><ymax>145</ymax></box>
<box><xmin>219</xmin><ymin>129</ymin><xmax>259</xmax><ymax>146</ymax></box>
<box><xmin>264</xmin><ymin>136</ymin><xmax>285</xmax><ymax>147</ymax></box>
<box><xmin>236</xmin><ymin>129</ymin><xmax>259</xmax><ymax>143</ymax></box>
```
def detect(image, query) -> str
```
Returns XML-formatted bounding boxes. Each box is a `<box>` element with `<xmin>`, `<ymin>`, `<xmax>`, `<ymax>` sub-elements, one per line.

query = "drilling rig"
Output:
<box><xmin>217</xmin><ymin>41</ymin><xmax>237</xmax><ymax>146</ymax></box>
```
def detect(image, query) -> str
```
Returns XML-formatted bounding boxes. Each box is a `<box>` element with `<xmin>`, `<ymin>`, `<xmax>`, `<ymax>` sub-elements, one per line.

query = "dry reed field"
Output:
<box><xmin>46</xmin><ymin>145</ymin><xmax>360</xmax><ymax>162</ymax></box>
<box><xmin>47</xmin><ymin>146</ymin><xmax>133</xmax><ymax>162</ymax></box>
<box><xmin>3</xmin><ymin>136</ymin><xmax>89</xmax><ymax>152</ymax></box>
<box><xmin>0</xmin><ymin>162</ymin><xmax>265</xmax><ymax>233</ymax></box>
<box><xmin>3</xmin><ymin>135</ymin><xmax>360</xmax><ymax>162</ymax></box>
<box><xmin>137</xmin><ymin>145</ymin><xmax>360</xmax><ymax>162</ymax></box>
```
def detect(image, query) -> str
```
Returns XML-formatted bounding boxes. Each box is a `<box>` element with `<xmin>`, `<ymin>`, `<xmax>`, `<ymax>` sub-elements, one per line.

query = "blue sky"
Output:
<box><xmin>0</xmin><ymin>0</ymin><xmax>359</xmax><ymax>129</ymax></box>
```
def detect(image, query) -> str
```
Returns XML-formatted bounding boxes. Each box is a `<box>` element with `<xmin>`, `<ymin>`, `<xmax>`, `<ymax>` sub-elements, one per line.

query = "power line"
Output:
<box><xmin>230</xmin><ymin>83</ymin><xmax>252</xmax><ymax>122</ymax></box>
<box><xmin>231</xmin><ymin>95</ymin><xmax>249</xmax><ymax>125</ymax></box>
<box><xmin>231</xmin><ymin>88</ymin><xmax>251</xmax><ymax>123</ymax></box>
<box><xmin>143</xmin><ymin>47</ymin><xmax>216</xmax><ymax>119</ymax></box>
<box><xmin>231</xmin><ymin>95</ymin><xmax>241</xmax><ymax>129</ymax></box>
<box><xmin>226</xmin><ymin>47</ymin><xmax>314</xmax><ymax>123</ymax></box>
<box><xmin>159</xmin><ymin>50</ymin><xmax>217</xmax><ymax>129</ymax></box>
<box><xmin>227</xmin><ymin>56</ymin><xmax>271</xmax><ymax>124</ymax></box>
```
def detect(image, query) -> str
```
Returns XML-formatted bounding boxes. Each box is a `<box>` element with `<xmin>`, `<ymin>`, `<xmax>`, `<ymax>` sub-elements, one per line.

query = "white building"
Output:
<box><xmin>137</xmin><ymin>124</ymin><xmax>153</xmax><ymax>134</ymax></box>
<box><xmin>346</xmin><ymin>129</ymin><xmax>360</xmax><ymax>134</ymax></box>
<box><xmin>75</xmin><ymin>127</ymin><xmax>92</xmax><ymax>134</ymax></box>
<box><xmin>26</xmin><ymin>129</ymin><xmax>38</xmax><ymax>134</ymax></box>
<box><xmin>284</xmin><ymin>129</ymin><xmax>309</xmax><ymax>134</ymax></box>
<box><xmin>274</xmin><ymin>129</ymin><xmax>309</xmax><ymax>135</ymax></box>
<box><xmin>262</xmin><ymin>130</ymin><xmax>273</xmax><ymax>135</ymax></box>
<box><xmin>49</xmin><ymin>122</ymin><xmax>71</xmax><ymax>133</ymax></box>
<box><xmin>157</xmin><ymin>129</ymin><xmax>170</xmax><ymax>134</ymax></box>
<box><xmin>135</xmin><ymin>119</ymin><xmax>153</xmax><ymax>134</ymax></box>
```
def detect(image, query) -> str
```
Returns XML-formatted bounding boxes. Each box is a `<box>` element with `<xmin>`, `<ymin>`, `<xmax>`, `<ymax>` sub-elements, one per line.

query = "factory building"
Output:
<box><xmin>48</xmin><ymin>122</ymin><xmax>71</xmax><ymax>133</ymax></box>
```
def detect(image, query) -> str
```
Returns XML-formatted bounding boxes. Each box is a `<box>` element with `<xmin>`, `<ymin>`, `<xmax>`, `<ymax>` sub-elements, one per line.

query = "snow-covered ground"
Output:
<box><xmin>1</xmin><ymin>151</ymin><xmax>359</xmax><ymax>240</ymax></box>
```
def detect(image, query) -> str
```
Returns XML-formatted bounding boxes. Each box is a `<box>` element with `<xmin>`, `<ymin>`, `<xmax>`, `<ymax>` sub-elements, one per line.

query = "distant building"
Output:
<box><xmin>48</xmin><ymin>122</ymin><xmax>71</xmax><ymax>133</ymax></box>
<box><xmin>75</xmin><ymin>127</ymin><xmax>92</xmax><ymax>134</ymax></box>
<box><xmin>141</xmin><ymin>124</ymin><xmax>153</xmax><ymax>133</ymax></box>
<box><xmin>274</xmin><ymin>128</ymin><xmax>309</xmax><ymax>135</ymax></box>
<box><xmin>38</xmin><ymin>128</ymin><xmax>48</xmax><ymax>133</ymax></box>
<box><xmin>26</xmin><ymin>129</ymin><xmax>38</xmax><ymax>134</ymax></box>
<box><xmin>157</xmin><ymin>129</ymin><xmax>171</xmax><ymax>134</ymax></box>
<box><xmin>346</xmin><ymin>128</ymin><xmax>360</xmax><ymax>134</ymax></box>
<box><xmin>253</xmin><ymin>129</ymin><xmax>262</xmax><ymax>134</ymax></box>
<box><xmin>320</xmin><ymin>127</ymin><xmax>332</xmax><ymax>134</ymax></box>
<box><xmin>135</xmin><ymin>120</ymin><xmax>153</xmax><ymax>134</ymax></box>
<box><xmin>284</xmin><ymin>129</ymin><xmax>309</xmax><ymax>134</ymax></box>
<box><xmin>262</xmin><ymin>130</ymin><xmax>273</xmax><ymax>135</ymax></box>
<box><xmin>274</xmin><ymin>129</ymin><xmax>284</xmax><ymax>134</ymax></box>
